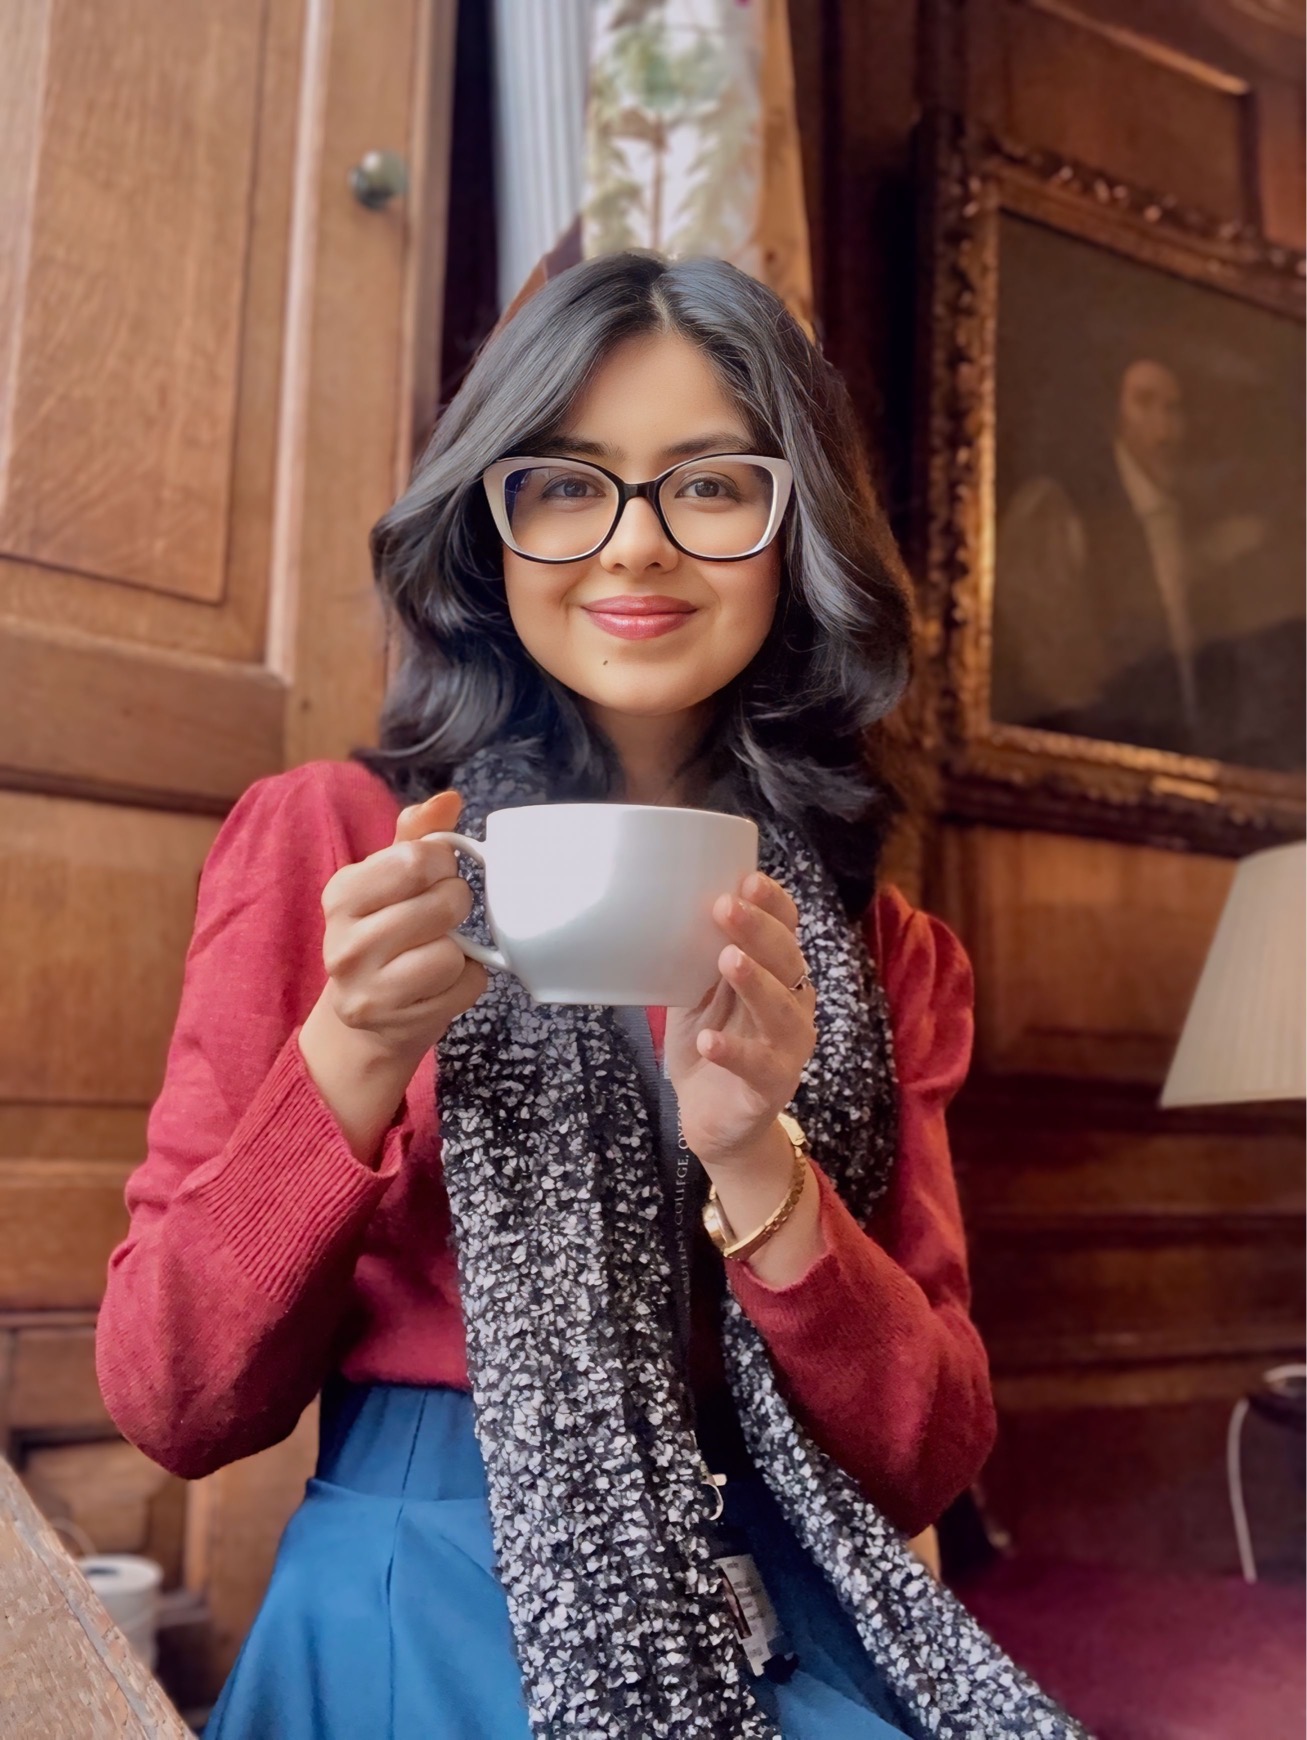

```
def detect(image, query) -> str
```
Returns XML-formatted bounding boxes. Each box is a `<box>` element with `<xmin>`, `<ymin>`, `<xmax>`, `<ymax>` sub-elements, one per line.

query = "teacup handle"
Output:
<box><xmin>421</xmin><ymin>831</ymin><xmax>510</xmax><ymax>973</ymax></box>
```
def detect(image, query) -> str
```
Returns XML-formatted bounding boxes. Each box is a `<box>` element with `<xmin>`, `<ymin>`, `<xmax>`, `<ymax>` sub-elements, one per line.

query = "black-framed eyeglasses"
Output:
<box><xmin>481</xmin><ymin>453</ymin><xmax>794</xmax><ymax>564</ymax></box>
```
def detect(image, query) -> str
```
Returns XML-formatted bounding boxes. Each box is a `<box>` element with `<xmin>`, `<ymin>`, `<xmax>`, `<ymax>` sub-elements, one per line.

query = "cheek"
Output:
<box><xmin>721</xmin><ymin>553</ymin><xmax>782</xmax><ymax>647</ymax></box>
<box><xmin>502</xmin><ymin>552</ymin><xmax>576</xmax><ymax>643</ymax></box>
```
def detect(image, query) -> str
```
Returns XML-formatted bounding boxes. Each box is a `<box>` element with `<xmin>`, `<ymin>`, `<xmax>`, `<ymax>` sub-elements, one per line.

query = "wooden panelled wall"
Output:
<box><xmin>0</xmin><ymin>0</ymin><xmax>457</xmax><ymax>1707</ymax></box>
<box><xmin>795</xmin><ymin>0</ymin><xmax>1305</xmax><ymax>1575</ymax></box>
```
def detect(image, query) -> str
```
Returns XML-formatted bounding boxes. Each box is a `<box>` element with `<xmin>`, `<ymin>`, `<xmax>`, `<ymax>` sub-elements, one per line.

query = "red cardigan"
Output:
<box><xmin>96</xmin><ymin>759</ymin><xmax>994</xmax><ymax>1537</ymax></box>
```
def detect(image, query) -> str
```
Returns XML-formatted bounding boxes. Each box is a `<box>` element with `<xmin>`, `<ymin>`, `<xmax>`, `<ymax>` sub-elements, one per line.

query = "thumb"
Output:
<box><xmin>393</xmin><ymin>788</ymin><xmax>462</xmax><ymax>845</ymax></box>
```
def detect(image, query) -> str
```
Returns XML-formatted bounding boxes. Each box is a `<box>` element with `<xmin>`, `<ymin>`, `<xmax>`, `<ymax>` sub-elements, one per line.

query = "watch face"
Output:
<box><xmin>702</xmin><ymin>1196</ymin><xmax>732</xmax><ymax>1252</ymax></box>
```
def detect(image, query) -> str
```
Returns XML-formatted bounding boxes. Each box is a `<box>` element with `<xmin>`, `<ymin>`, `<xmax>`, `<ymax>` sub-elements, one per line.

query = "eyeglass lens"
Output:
<box><xmin>498</xmin><ymin>458</ymin><xmax>778</xmax><ymax>560</ymax></box>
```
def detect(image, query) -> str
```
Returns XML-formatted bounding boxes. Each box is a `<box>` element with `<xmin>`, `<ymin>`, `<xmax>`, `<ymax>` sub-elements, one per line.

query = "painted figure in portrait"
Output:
<box><xmin>990</xmin><ymin>216</ymin><xmax>1304</xmax><ymax>773</ymax></box>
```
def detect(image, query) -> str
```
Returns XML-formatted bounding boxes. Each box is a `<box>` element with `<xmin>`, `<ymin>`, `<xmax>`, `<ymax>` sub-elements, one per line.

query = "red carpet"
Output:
<box><xmin>956</xmin><ymin>1558</ymin><xmax>1306</xmax><ymax>1740</ymax></box>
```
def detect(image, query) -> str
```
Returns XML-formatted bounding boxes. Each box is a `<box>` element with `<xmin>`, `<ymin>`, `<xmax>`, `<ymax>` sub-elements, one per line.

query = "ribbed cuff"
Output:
<box><xmin>183</xmin><ymin>1027</ymin><xmax>409</xmax><ymax>1307</ymax></box>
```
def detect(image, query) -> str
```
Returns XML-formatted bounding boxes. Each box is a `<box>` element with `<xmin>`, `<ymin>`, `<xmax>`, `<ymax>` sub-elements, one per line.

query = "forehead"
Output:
<box><xmin>554</xmin><ymin>331</ymin><xmax>751</xmax><ymax>468</ymax></box>
<box><xmin>1121</xmin><ymin>360</ymin><xmax>1181</xmax><ymax>401</ymax></box>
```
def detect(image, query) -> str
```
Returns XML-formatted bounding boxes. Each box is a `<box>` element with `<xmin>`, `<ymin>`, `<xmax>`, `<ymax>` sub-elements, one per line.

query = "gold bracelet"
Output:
<box><xmin>701</xmin><ymin>1113</ymin><xmax>811</xmax><ymax>1263</ymax></box>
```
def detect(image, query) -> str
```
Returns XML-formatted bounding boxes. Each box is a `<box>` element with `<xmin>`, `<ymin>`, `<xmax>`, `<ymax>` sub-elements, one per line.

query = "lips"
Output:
<box><xmin>581</xmin><ymin>596</ymin><xmax>698</xmax><ymax>641</ymax></box>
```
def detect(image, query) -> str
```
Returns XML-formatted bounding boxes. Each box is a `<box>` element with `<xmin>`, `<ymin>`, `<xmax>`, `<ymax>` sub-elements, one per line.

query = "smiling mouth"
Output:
<box><xmin>580</xmin><ymin>599</ymin><xmax>698</xmax><ymax>641</ymax></box>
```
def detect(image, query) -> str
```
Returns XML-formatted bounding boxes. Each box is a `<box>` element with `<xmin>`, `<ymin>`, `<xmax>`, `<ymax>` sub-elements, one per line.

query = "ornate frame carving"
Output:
<box><xmin>915</xmin><ymin>115</ymin><xmax>1306</xmax><ymax>855</ymax></box>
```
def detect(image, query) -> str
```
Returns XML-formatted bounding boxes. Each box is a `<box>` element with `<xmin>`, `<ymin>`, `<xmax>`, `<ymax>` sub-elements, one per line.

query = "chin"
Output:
<box><xmin>584</xmin><ymin>677</ymin><xmax>712</xmax><ymax>717</ymax></box>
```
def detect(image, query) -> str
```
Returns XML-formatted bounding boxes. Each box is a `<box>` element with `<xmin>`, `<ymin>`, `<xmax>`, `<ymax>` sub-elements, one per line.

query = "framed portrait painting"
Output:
<box><xmin>916</xmin><ymin>120</ymin><xmax>1305</xmax><ymax>853</ymax></box>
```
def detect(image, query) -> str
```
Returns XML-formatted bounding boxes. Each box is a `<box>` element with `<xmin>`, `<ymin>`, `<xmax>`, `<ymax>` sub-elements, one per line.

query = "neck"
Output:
<box><xmin>589</xmin><ymin>703</ymin><xmax>713</xmax><ymax>807</ymax></box>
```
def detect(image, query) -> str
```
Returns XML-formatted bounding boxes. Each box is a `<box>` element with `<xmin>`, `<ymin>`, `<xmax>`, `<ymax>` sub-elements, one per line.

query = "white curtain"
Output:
<box><xmin>491</xmin><ymin>0</ymin><xmax>593</xmax><ymax>311</ymax></box>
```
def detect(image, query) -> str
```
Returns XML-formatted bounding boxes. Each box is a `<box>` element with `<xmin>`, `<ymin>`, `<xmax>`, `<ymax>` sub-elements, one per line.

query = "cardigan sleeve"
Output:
<box><xmin>726</xmin><ymin>888</ymin><xmax>995</xmax><ymax>1536</ymax></box>
<box><xmin>95</xmin><ymin>763</ymin><xmax>414</xmax><ymax>1479</ymax></box>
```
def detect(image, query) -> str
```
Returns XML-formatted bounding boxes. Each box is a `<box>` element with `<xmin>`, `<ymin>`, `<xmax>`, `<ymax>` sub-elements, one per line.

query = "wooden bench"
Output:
<box><xmin>0</xmin><ymin>1454</ymin><xmax>192</xmax><ymax>1738</ymax></box>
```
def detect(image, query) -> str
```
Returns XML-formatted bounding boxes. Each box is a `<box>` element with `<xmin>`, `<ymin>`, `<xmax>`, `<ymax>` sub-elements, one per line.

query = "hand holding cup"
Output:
<box><xmin>663</xmin><ymin>871</ymin><xmax>817</xmax><ymax>1168</ymax></box>
<box><xmin>316</xmin><ymin>790</ymin><xmax>489</xmax><ymax>1068</ymax></box>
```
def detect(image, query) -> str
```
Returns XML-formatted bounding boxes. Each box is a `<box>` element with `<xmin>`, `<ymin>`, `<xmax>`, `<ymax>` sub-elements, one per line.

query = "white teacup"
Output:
<box><xmin>425</xmin><ymin>804</ymin><xmax>759</xmax><ymax>1006</ymax></box>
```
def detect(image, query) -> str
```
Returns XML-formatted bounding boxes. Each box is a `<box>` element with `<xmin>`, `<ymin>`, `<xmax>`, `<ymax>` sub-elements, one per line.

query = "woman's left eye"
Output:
<box><xmin>676</xmin><ymin>474</ymin><xmax>739</xmax><ymax>501</ymax></box>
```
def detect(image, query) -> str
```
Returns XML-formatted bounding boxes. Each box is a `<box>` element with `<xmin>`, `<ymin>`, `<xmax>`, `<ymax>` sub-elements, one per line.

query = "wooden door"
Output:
<box><xmin>0</xmin><ymin>0</ymin><xmax>454</xmax><ymax>1702</ymax></box>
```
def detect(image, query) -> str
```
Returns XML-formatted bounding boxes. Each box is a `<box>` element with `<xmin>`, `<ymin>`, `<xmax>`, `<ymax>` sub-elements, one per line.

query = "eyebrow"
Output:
<box><xmin>546</xmin><ymin>431</ymin><xmax>753</xmax><ymax>465</ymax></box>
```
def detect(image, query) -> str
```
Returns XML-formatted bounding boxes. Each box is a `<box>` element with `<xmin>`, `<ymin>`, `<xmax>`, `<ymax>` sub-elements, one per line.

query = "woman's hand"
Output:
<box><xmin>315</xmin><ymin>789</ymin><xmax>489</xmax><ymax>1071</ymax></box>
<box><xmin>663</xmin><ymin>872</ymin><xmax>816</xmax><ymax>1168</ymax></box>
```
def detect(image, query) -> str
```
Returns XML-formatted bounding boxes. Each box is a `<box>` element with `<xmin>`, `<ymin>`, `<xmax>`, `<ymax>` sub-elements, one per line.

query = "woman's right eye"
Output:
<box><xmin>541</xmin><ymin>474</ymin><xmax>601</xmax><ymax>501</ymax></box>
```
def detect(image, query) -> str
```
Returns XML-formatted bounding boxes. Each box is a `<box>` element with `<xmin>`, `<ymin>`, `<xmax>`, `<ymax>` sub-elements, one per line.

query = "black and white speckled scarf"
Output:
<box><xmin>433</xmin><ymin>740</ymin><xmax>1088</xmax><ymax>1739</ymax></box>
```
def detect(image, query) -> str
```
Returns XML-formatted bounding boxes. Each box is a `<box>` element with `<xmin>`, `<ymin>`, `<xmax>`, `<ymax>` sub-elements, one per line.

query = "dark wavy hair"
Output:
<box><xmin>351</xmin><ymin>251</ymin><xmax>914</xmax><ymax>919</ymax></box>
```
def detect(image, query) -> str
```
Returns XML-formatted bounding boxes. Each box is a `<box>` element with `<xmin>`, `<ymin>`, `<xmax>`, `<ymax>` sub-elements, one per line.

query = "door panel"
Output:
<box><xmin>0</xmin><ymin>0</ymin><xmax>265</xmax><ymax>600</ymax></box>
<box><xmin>0</xmin><ymin>0</ymin><xmax>301</xmax><ymax>670</ymax></box>
<box><xmin>0</xmin><ymin>790</ymin><xmax>216</xmax><ymax>1105</ymax></box>
<box><xmin>0</xmin><ymin>0</ymin><xmax>426</xmax><ymax>798</ymax></box>
<box><xmin>0</xmin><ymin>0</ymin><xmax>456</xmax><ymax>1704</ymax></box>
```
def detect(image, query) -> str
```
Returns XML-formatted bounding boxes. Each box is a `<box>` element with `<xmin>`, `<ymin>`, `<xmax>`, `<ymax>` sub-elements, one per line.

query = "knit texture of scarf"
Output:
<box><xmin>433</xmin><ymin>740</ymin><xmax>1089</xmax><ymax>1740</ymax></box>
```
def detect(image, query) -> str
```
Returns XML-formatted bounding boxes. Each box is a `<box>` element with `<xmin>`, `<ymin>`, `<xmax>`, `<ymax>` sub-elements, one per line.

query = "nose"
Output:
<box><xmin>599</xmin><ymin>493</ymin><xmax>677</xmax><ymax>573</ymax></box>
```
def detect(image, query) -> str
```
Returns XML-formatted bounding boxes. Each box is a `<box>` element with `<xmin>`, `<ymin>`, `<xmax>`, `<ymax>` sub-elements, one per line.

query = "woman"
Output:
<box><xmin>97</xmin><ymin>252</ymin><xmax>1084</xmax><ymax>1738</ymax></box>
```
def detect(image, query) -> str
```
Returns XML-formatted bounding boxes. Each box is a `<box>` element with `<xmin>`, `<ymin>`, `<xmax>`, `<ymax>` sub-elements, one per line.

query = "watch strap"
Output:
<box><xmin>701</xmin><ymin>1115</ymin><xmax>810</xmax><ymax>1262</ymax></box>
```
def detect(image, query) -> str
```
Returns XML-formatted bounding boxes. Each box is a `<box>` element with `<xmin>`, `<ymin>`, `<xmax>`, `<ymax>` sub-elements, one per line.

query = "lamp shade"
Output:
<box><xmin>1161</xmin><ymin>839</ymin><xmax>1306</xmax><ymax>1108</ymax></box>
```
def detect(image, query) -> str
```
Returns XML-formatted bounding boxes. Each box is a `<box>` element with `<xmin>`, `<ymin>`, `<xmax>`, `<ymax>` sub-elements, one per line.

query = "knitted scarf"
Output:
<box><xmin>434</xmin><ymin>740</ymin><xmax>1088</xmax><ymax>1740</ymax></box>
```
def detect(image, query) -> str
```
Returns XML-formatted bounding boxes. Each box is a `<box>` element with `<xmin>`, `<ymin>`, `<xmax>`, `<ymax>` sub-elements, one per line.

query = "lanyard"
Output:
<box><xmin>613</xmin><ymin>1008</ymin><xmax>799</xmax><ymax>1684</ymax></box>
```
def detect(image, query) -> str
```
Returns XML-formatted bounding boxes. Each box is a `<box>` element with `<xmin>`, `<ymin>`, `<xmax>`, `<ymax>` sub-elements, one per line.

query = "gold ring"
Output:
<box><xmin>789</xmin><ymin>969</ymin><xmax>813</xmax><ymax>993</ymax></box>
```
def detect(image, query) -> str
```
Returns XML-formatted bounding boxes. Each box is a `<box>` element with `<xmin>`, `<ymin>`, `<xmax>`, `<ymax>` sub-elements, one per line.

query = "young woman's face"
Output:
<box><xmin>499</xmin><ymin>332</ymin><xmax>782</xmax><ymax>732</ymax></box>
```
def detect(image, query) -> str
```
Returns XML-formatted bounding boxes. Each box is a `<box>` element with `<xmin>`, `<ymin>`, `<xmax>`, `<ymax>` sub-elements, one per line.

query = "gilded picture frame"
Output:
<box><xmin>914</xmin><ymin>116</ymin><xmax>1306</xmax><ymax>854</ymax></box>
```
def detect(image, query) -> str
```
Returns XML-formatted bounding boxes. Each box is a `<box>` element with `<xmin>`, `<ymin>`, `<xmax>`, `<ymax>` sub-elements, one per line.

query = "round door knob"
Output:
<box><xmin>348</xmin><ymin>150</ymin><xmax>409</xmax><ymax>210</ymax></box>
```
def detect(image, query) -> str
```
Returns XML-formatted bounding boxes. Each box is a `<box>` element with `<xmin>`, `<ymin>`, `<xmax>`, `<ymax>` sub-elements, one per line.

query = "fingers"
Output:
<box><xmin>714</xmin><ymin>944</ymin><xmax>815</xmax><ymax>1047</ymax></box>
<box><xmin>374</xmin><ymin>935</ymin><xmax>486</xmax><ymax>1012</ymax></box>
<box><xmin>326</xmin><ymin>791</ymin><xmax>466</xmax><ymax>921</ymax></box>
<box><xmin>695</xmin><ymin>1026</ymin><xmax>795</xmax><ymax>1099</ymax></box>
<box><xmin>322</xmin><ymin>877</ymin><xmax>474</xmax><ymax>981</ymax></box>
<box><xmin>740</xmin><ymin>871</ymin><xmax>799</xmax><ymax>935</ymax></box>
<box><xmin>332</xmin><ymin>936</ymin><xmax>486</xmax><ymax>1030</ymax></box>
<box><xmin>394</xmin><ymin>790</ymin><xmax>461</xmax><ymax>845</ymax></box>
<box><xmin>712</xmin><ymin>888</ymin><xmax>807</xmax><ymax>996</ymax></box>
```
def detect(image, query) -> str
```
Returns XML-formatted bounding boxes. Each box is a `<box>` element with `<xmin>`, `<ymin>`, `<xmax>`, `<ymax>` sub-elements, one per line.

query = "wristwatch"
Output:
<box><xmin>701</xmin><ymin>1112</ymin><xmax>811</xmax><ymax>1263</ymax></box>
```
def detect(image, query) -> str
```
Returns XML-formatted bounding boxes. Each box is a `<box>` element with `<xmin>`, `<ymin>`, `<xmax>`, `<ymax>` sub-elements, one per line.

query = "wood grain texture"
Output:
<box><xmin>1032</xmin><ymin>0</ymin><xmax>1306</xmax><ymax>83</ymax></box>
<box><xmin>0</xmin><ymin>0</ymin><xmax>307</xmax><ymax>669</ymax></box>
<box><xmin>0</xmin><ymin>0</ymin><xmax>439</xmax><ymax>1704</ymax></box>
<box><xmin>0</xmin><ymin>1105</ymin><xmax>148</xmax><ymax>1165</ymax></box>
<box><xmin>1254</xmin><ymin>74</ymin><xmax>1307</xmax><ymax>248</ymax></box>
<box><xmin>953</xmin><ymin>1107</ymin><xmax>1306</xmax><ymax>1221</ymax></box>
<box><xmin>0</xmin><ymin>1163</ymin><xmax>132</xmax><ymax>1311</ymax></box>
<box><xmin>0</xmin><ymin>1454</ymin><xmax>192</xmax><ymax>1737</ymax></box>
<box><xmin>969</xmin><ymin>1216</ymin><xmax>1303</xmax><ymax>1367</ymax></box>
<box><xmin>1001</xmin><ymin>0</ymin><xmax>1253</xmax><ymax>223</ymax></box>
<box><xmin>935</xmin><ymin>822</ymin><xmax>1303</xmax><ymax>1573</ymax></box>
<box><xmin>991</xmin><ymin>1351</ymin><xmax>1289</xmax><ymax>1410</ymax></box>
<box><xmin>0</xmin><ymin>623</ymin><xmax>287</xmax><ymax>809</ymax></box>
<box><xmin>802</xmin><ymin>0</ymin><xmax>1305</xmax><ymax>1589</ymax></box>
<box><xmin>270</xmin><ymin>0</ymin><xmax>422</xmax><ymax>766</ymax></box>
<box><xmin>403</xmin><ymin>0</ymin><xmax>459</xmax><ymax>462</ymax></box>
<box><xmin>935</xmin><ymin>826</ymin><xmax>1235</xmax><ymax>1082</ymax></box>
<box><xmin>0</xmin><ymin>0</ymin><xmax>263</xmax><ymax>598</ymax></box>
<box><xmin>0</xmin><ymin>790</ymin><xmax>219</xmax><ymax>1103</ymax></box>
<box><xmin>7</xmin><ymin>1324</ymin><xmax>111</xmax><ymax>1433</ymax></box>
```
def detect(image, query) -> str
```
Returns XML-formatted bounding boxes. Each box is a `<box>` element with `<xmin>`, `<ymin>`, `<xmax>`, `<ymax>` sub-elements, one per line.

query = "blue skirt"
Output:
<box><xmin>205</xmin><ymin>1382</ymin><xmax>916</xmax><ymax>1739</ymax></box>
